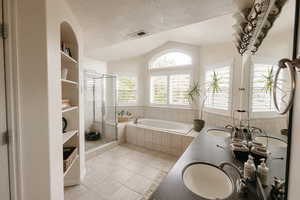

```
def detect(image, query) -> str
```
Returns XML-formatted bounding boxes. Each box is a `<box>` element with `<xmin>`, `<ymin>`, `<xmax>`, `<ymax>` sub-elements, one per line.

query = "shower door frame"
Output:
<box><xmin>84</xmin><ymin>72</ymin><xmax>118</xmax><ymax>150</ymax></box>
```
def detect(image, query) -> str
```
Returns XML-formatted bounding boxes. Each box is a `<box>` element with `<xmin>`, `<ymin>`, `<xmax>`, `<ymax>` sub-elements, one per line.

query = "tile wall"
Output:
<box><xmin>125</xmin><ymin>125</ymin><xmax>194</xmax><ymax>157</ymax></box>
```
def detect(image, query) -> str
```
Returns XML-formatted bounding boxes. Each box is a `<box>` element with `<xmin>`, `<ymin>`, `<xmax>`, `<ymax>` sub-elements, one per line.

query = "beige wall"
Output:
<box><xmin>108</xmin><ymin>56</ymin><xmax>145</xmax><ymax>106</ymax></box>
<box><xmin>11</xmin><ymin>0</ymin><xmax>84</xmax><ymax>199</ymax></box>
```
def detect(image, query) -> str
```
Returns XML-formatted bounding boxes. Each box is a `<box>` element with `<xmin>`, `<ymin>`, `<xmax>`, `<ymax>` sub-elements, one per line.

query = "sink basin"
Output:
<box><xmin>254</xmin><ymin>136</ymin><xmax>287</xmax><ymax>148</ymax></box>
<box><xmin>207</xmin><ymin>129</ymin><xmax>231</xmax><ymax>138</ymax></box>
<box><xmin>182</xmin><ymin>163</ymin><xmax>233</xmax><ymax>200</ymax></box>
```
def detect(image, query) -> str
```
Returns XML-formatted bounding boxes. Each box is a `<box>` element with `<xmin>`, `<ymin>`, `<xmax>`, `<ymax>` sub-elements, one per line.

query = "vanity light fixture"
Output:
<box><xmin>233</xmin><ymin>0</ymin><xmax>288</xmax><ymax>55</ymax></box>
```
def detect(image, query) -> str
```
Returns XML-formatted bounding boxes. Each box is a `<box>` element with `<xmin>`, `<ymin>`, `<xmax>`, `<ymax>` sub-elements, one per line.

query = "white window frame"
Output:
<box><xmin>116</xmin><ymin>73</ymin><xmax>138</xmax><ymax>106</ymax></box>
<box><xmin>148</xmin><ymin>50</ymin><xmax>193</xmax><ymax>108</ymax></box>
<box><xmin>203</xmin><ymin>60</ymin><xmax>233</xmax><ymax>116</ymax></box>
<box><xmin>249</xmin><ymin>57</ymin><xmax>282</xmax><ymax>119</ymax></box>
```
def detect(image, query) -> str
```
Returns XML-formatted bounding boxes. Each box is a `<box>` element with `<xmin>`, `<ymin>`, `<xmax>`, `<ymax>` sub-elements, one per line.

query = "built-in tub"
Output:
<box><xmin>125</xmin><ymin>118</ymin><xmax>194</xmax><ymax>156</ymax></box>
<box><xmin>133</xmin><ymin>118</ymin><xmax>193</xmax><ymax>135</ymax></box>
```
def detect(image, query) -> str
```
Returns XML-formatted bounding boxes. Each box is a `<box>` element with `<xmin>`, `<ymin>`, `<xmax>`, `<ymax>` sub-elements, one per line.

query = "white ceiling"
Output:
<box><xmin>87</xmin><ymin>14</ymin><xmax>235</xmax><ymax>61</ymax></box>
<box><xmin>66</xmin><ymin>0</ymin><xmax>294</xmax><ymax>61</ymax></box>
<box><xmin>66</xmin><ymin>0</ymin><xmax>234</xmax><ymax>56</ymax></box>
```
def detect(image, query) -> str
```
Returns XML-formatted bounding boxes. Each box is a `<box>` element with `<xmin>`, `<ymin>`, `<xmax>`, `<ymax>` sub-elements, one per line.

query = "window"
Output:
<box><xmin>251</xmin><ymin>63</ymin><xmax>278</xmax><ymax>112</ymax></box>
<box><xmin>150</xmin><ymin>52</ymin><xmax>192</xmax><ymax>69</ymax></box>
<box><xmin>170</xmin><ymin>74</ymin><xmax>190</xmax><ymax>105</ymax></box>
<box><xmin>150</xmin><ymin>74</ymin><xmax>191</xmax><ymax>105</ymax></box>
<box><xmin>149</xmin><ymin>51</ymin><xmax>192</xmax><ymax>106</ymax></box>
<box><xmin>205</xmin><ymin>66</ymin><xmax>231</xmax><ymax>110</ymax></box>
<box><xmin>117</xmin><ymin>75</ymin><xmax>137</xmax><ymax>105</ymax></box>
<box><xmin>150</xmin><ymin>76</ymin><xmax>168</xmax><ymax>104</ymax></box>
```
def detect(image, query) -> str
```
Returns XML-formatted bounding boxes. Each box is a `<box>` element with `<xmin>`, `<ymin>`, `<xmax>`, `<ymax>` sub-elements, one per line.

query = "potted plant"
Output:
<box><xmin>187</xmin><ymin>81</ymin><xmax>206</xmax><ymax>132</ymax></box>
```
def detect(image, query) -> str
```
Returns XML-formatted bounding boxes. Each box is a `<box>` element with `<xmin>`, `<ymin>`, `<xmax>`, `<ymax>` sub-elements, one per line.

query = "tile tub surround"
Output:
<box><xmin>65</xmin><ymin>144</ymin><xmax>177</xmax><ymax>200</ymax></box>
<box><xmin>144</xmin><ymin>107</ymin><xmax>199</xmax><ymax>124</ymax></box>
<box><xmin>117</xmin><ymin>106</ymin><xmax>199</xmax><ymax>124</ymax></box>
<box><xmin>126</xmin><ymin>124</ymin><xmax>194</xmax><ymax>157</ymax></box>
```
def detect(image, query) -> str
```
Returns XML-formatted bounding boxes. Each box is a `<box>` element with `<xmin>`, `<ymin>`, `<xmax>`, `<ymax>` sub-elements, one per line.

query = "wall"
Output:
<box><xmin>107</xmin><ymin>56</ymin><xmax>145</xmax><ymax>106</ymax></box>
<box><xmin>11</xmin><ymin>0</ymin><xmax>84</xmax><ymax>199</ymax></box>
<box><xmin>107</xmin><ymin>41</ymin><xmax>202</xmax><ymax>123</ymax></box>
<box><xmin>14</xmin><ymin>1</ymin><xmax>51</xmax><ymax>199</ymax></box>
<box><xmin>199</xmin><ymin>41</ymin><xmax>242</xmax><ymax>126</ymax></box>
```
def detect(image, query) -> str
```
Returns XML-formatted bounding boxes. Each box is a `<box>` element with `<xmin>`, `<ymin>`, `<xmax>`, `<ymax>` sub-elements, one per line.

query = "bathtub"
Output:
<box><xmin>132</xmin><ymin>118</ymin><xmax>193</xmax><ymax>135</ymax></box>
<box><xmin>125</xmin><ymin>118</ymin><xmax>194</xmax><ymax>156</ymax></box>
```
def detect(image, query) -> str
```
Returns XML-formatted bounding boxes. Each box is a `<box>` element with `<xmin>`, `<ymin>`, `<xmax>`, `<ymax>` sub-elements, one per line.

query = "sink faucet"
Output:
<box><xmin>225</xmin><ymin>124</ymin><xmax>234</xmax><ymax>131</ymax></box>
<box><xmin>249</xmin><ymin>126</ymin><xmax>266</xmax><ymax>141</ymax></box>
<box><xmin>224</xmin><ymin>124</ymin><xmax>235</xmax><ymax>138</ymax></box>
<box><xmin>219</xmin><ymin>162</ymin><xmax>247</xmax><ymax>195</ymax></box>
<box><xmin>271</xmin><ymin>177</ymin><xmax>285</xmax><ymax>200</ymax></box>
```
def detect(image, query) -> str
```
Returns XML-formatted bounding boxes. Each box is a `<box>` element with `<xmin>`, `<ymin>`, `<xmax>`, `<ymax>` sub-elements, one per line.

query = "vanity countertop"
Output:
<box><xmin>150</xmin><ymin>126</ymin><xmax>287</xmax><ymax>200</ymax></box>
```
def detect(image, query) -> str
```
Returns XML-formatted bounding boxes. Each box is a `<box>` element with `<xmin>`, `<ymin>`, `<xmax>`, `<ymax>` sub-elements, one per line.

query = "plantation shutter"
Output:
<box><xmin>150</xmin><ymin>76</ymin><xmax>168</xmax><ymax>104</ymax></box>
<box><xmin>117</xmin><ymin>76</ymin><xmax>137</xmax><ymax>104</ymax></box>
<box><xmin>251</xmin><ymin>64</ymin><xmax>278</xmax><ymax>112</ymax></box>
<box><xmin>205</xmin><ymin>66</ymin><xmax>230</xmax><ymax>110</ymax></box>
<box><xmin>169</xmin><ymin>74</ymin><xmax>190</xmax><ymax>105</ymax></box>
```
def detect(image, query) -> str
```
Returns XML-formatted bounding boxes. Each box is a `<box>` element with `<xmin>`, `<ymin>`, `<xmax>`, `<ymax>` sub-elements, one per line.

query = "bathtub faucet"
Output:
<box><xmin>133</xmin><ymin>117</ymin><xmax>139</xmax><ymax>124</ymax></box>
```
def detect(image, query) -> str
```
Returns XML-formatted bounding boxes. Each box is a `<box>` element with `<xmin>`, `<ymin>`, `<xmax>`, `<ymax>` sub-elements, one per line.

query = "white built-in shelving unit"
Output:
<box><xmin>60</xmin><ymin>22</ymin><xmax>81</xmax><ymax>187</ymax></box>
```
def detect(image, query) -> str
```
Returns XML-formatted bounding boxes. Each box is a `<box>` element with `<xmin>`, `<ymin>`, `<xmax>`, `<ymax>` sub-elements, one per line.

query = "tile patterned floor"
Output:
<box><xmin>85</xmin><ymin>138</ymin><xmax>112</xmax><ymax>151</ymax></box>
<box><xmin>65</xmin><ymin>144</ymin><xmax>178</xmax><ymax>200</ymax></box>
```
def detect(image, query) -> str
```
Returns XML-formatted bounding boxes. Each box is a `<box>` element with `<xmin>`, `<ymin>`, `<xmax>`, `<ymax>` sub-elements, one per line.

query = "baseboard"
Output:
<box><xmin>85</xmin><ymin>141</ymin><xmax>118</xmax><ymax>160</ymax></box>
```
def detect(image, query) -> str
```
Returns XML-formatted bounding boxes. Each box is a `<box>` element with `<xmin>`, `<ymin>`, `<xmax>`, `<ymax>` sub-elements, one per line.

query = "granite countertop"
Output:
<box><xmin>150</xmin><ymin>126</ymin><xmax>287</xmax><ymax>200</ymax></box>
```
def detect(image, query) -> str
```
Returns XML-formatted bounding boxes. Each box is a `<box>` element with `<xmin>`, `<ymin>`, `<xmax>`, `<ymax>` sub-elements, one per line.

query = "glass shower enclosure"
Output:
<box><xmin>84</xmin><ymin>72</ymin><xmax>117</xmax><ymax>151</ymax></box>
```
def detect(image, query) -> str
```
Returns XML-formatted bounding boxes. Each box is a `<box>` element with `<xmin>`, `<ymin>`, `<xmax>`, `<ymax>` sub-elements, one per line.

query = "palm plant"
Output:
<box><xmin>261</xmin><ymin>67</ymin><xmax>275</xmax><ymax>110</ymax></box>
<box><xmin>209</xmin><ymin>71</ymin><xmax>222</xmax><ymax>105</ymax></box>
<box><xmin>187</xmin><ymin>81</ymin><xmax>201</xmax><ymax>104</ymax></box>
<box><xmin>262</xmin><ymin>67</ymin><xmax>274</xmax><ymax>94</ymax></box>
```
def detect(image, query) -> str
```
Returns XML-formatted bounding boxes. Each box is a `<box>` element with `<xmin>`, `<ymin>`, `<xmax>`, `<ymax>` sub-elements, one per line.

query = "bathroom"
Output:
<box><xmin>1</xmin><ymin>0</ymin><xmax>300</xmax><ymax>200</ymax></box>
<box><xmin>76</xmin><ymin>0</ymin><xmax>293</xmax><ymax>198</ymax></box>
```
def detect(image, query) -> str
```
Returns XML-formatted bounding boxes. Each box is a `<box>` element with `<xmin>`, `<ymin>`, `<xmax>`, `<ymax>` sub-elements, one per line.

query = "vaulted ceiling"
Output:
<box><xmin>66</xmin><ymin>0</ymin><xmax>294</xmax><ymax>61</ymax></box>
<box><xmin>66</xmin><ymin>0</ymin><xmax>234</xmax><ymax>58</ymax></box>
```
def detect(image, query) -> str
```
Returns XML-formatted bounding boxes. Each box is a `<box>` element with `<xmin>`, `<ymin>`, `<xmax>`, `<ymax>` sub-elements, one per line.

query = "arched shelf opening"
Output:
<box><xmin>60</xmin><ymin>21</ymin><xmax>79</xmax><ymax>61</ymax></box>
<box><xmin>60</xmin><ymin>21</ymin><xmax>81</xmax><ymax>187</ymax></box>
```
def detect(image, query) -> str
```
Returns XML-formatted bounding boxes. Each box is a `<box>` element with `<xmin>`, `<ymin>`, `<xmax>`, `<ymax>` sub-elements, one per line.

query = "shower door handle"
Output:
<box><xmin>273</xmin><ymin>58</ymin><xmax>300</xmax><ymax>115</ymax></box>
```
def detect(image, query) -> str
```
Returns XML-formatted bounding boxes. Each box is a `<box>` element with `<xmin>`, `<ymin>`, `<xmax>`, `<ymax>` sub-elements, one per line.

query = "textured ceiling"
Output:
<box><xmin>66</xmin><ymin>0</ymin><xmax>294</xmax><ymax>61</ymax></box>
<box><xmin>87</xmin><ymin>14</ymin><xmax>235</xmax><ymax>61</ymax></box>
<box><xmin>66</xmin><ymin>0</ymin><xmax>234</xmax><ymax>51</ymax></box>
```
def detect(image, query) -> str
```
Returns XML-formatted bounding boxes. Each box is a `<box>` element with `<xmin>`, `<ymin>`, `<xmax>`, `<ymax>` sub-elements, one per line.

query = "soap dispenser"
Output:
<box><xmin>244</xmin><ymin>155</ymin><xmax>256</xmax><ymax>181</ymax></box>
<box><xmin>258</xmin><ymin>158</ymin><xmax>269</xmax><ymax>186</ymax></box>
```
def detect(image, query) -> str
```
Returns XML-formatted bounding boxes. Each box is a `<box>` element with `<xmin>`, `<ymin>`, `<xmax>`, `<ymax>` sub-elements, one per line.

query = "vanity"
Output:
<box><xmin>150</xmin><ymin>0</ymin><xmax>296</xmax><ymax>199</ymax></box>
<box><xmin>150</xmin><ymin>127</ymin><xmax>286</xmax><ymax>200</ymax></box>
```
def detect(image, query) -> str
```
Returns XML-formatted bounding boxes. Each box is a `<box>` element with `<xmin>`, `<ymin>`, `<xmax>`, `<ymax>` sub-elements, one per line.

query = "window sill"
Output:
<box><xmin>146</xmin><ymin>104</ymin><xmax>196</xmax><ymax>110</ymax></box>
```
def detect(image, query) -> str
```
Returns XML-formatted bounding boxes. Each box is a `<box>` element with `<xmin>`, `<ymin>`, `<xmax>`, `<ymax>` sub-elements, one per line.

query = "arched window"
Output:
<box><xmin>150</xmin><ymin>52</ymin><xmax>192</xmax><ymax>69</ymax></box>
<box><xmin>149</xmin><ymin>51</ymin><xmax>192</xmax><ymax>106</ymax></box>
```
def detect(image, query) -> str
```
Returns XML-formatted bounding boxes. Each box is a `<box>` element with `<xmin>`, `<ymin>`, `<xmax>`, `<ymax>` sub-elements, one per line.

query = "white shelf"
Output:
<box><xmin>63</xmin><ymin>155</ymin><xmax>78</xmax><ymax>177</ymax></box>
<box><xmin>63</xmin><ymin>130</ymin><xmax>78</xmax><ymax>144</ymax></box>
<box><xmin>62</xmin><ymin>106</ymin><xmax>78</xmax><ymax>113</ymax></box>
<box><xmin>61</xmin><ymin>79</ymin><xmax>78</xmax><ymax>85</ymax></box>
<box><xmin>61</xmin><ymin>51</ymin><xmax>78</xmax><ymax>64</ymax></box>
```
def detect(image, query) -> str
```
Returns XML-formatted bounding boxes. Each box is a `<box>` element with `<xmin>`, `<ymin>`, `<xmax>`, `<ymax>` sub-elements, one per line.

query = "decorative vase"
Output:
<box><xmin>61</xmin><ymin>68</ymin><xmax>68</xmax><ymax>80</ymax></box>
<box><xmin>193</xmin><ymin>119</ymin><xmax>205</xmax><ymax>132</ymax></box>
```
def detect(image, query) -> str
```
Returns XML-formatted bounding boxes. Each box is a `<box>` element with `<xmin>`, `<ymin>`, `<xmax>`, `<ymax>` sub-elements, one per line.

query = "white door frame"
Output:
<box><xmin>2</xmin><ymin>0</ymin><xmax>23</xmax><ymax>199</ymax></box>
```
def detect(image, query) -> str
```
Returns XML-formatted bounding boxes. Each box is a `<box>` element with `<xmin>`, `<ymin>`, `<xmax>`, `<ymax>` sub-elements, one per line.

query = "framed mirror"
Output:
<box><xmin>241</xmin><ymin>0</ymin><xmax>295</xmax><ymax>198</ymax></box>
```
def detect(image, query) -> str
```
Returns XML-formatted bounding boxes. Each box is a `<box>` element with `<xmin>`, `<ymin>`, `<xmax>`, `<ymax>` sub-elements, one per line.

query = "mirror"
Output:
<box><xmin>246</xmin><ymin>0</ymin><xmax>293</xmax><ymax>157</ymax></box>
<box><xmin>241</xmin><ymin>0</ymin><xmax>295</xmax><ymax>197</ymax></box>
<box><xmin>202</xmin><ymin>0</ymin><xmax>294</xmax><ymax>198</ymax></box>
